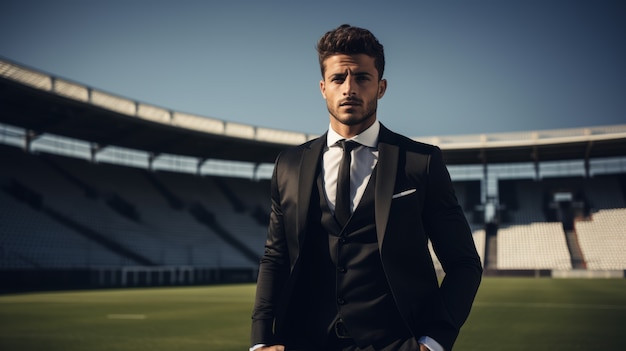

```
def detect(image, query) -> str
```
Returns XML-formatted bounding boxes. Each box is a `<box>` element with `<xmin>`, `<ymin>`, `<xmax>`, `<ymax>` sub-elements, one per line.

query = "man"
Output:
<box><xmin>251</xmin><ymin>24</ymin><xmax>482</xmax><ymax>351</ymax></box>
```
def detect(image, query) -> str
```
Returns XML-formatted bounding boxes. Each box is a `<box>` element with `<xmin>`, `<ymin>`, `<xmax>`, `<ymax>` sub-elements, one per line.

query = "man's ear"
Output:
<box><xmin>378</xmin><ymin>79</ymin><xmax>387</xmax><ymax>99</ymax></box>
<box><xmin>320</xmin><ymin>80</ymin><xmax>327</xmax><ymax>99</ymax></box>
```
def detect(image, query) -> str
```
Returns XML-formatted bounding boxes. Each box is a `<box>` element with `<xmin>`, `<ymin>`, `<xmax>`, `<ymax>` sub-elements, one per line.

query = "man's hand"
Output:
<box><xmin>257</xmin><ymin>346</ymin><xmax>285</xmax><ymax>351</ymax></box>
<box><xmin>419</xmin><ymin>344</ymin><xmax>430</xmax><ymax>351</ymax></box>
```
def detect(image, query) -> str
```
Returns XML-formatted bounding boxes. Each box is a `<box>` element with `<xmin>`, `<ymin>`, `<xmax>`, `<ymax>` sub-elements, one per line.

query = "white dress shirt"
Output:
<box><xmin>323</xmin><ymin>121</ymin><xmax>379</xmax><ymax>214</ymax></box>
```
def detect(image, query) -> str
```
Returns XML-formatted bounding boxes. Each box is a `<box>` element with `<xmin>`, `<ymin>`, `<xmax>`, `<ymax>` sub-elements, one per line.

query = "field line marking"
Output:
<box><xmin>107</xmin><ymin>314</ymin><xmax>147</xmax><ymax>320</ymax></box>
<box><xmin>474</xmin><ymin>302</ymin><xmax>626</xmax><ymax>310</ymax></box>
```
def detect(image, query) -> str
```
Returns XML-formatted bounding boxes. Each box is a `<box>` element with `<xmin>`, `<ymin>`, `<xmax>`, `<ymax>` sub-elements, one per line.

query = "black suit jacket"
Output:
<box><xmin>251</xmin><ymin>124</ymin><xmax>482</xmax><ymax>350</ymax></box>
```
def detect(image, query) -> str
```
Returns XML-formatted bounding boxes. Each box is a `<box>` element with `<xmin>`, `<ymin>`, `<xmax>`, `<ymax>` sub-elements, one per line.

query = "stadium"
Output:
<box><xmin>1</xmin><ymin>57</ymin><xmax>625</xmax><ymax>350</ymax></box>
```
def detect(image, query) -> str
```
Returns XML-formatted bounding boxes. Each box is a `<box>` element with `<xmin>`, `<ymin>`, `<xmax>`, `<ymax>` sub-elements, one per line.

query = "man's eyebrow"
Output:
<box><xmin>329</xmin><ymin>72</ymin><xmax>347</xmax><ymax>77</ymax></box>
<box><xmin>328</xmin><ymin>71</ymin><xmax>373</xmax><ymax>79</ymax></box>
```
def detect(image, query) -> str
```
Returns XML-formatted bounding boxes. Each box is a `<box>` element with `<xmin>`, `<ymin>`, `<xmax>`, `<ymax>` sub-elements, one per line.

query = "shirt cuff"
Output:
<box><xmin>250</xmin><ymin>344</ymin><xmax>265</xmax><ymax>351</ymax></box>
<box><xmin>418</xmin><ymin>336</ymin><xmax>445</xmax><ymax>351</ymax></box>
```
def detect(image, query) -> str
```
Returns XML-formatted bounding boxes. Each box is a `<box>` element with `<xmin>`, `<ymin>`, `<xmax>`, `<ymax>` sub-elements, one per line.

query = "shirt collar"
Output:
<box><xmin>326</xmin><ymin>120</ymin><xmax>380</xmax><ymax>148</ymax></box>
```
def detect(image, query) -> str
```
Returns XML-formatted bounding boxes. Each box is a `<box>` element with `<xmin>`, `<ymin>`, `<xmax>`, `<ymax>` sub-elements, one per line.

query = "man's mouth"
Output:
<box><xmin>340</xmin><ymin>100</ymin><xmax>362</xmax><ymax>107</ymax></box>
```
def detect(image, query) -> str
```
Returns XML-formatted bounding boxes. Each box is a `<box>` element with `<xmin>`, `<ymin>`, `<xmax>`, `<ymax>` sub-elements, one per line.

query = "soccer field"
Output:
<box><xmin>0</xmin><ymin>278</ymin><xmax>624</xmax><ymax>351</ymax></box>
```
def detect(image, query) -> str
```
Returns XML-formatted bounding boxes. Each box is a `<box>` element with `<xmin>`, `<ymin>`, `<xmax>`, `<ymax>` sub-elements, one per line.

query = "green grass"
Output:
<box><xmin>457</xmin><ymin>278</ymin><xmax>626</xmax><ymax>350</ymax></box>
<box><xmin>1</xmin><ymin>278</ymin><xmax>625</xmax><ymax>350</ymax></box>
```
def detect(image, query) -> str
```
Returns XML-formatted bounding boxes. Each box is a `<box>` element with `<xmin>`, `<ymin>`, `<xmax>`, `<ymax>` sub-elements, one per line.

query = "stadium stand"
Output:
<box><xmin>1</xmin><ymin>143</ymin><xmax>271</xmax><ymax>289</ymax></box>
<box><xmin>1</xmin><ymin>57</ymin><xmax>626</xmax><ymax>291</ymax></box>
<box><xmin>496</xmin><ymin>222</ymin><xmax>572</xmax><ymax>270</ymax></box>
<box><xmin>1</xmin><ymin>144</ymin><xmax>266</xmax><ymax>268</ymax></box>
<box><xmin>489</xmin><ymin>175</ymin><xmax>626</xmax><ymax>273</ymax></box>
<box><xmin>576</xmin><ymin>208</ymin><xmax>626</xmax><ymax>270</ymax></box>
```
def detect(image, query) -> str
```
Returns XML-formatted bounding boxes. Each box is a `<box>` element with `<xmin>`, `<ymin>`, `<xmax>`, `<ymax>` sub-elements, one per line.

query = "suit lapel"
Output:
<box><xmin>296</xmin><ymin>134</ymin><xmax>326</xmax><ymax>246</ymax></box>
<box><xmin>375</xmin><ymin>125</ymin><xmax>399</xmax><ymax>249</ymax></box>
<box><xmin>296</xmin><ymin>127</ymin><xmax>399</xmax><ymax>250</ymax></box>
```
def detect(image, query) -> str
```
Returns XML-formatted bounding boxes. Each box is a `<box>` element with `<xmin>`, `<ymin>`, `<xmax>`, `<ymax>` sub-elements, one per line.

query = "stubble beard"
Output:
<box><xmin>328</xmin><ymin>98</ymin><xmax>378</xmax><ymax>127</ymax></box>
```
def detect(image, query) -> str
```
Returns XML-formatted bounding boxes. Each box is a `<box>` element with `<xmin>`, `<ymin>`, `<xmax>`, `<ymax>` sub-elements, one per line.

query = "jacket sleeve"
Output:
<box><xmin>250</xmin><ymin>153</ymin><xmax>291</xmax><ymax>346</ymax></box>
<box><xmin>422</xmin><ymin>147</ymin><xmax>483</xmax><ymax>350</ymax></box>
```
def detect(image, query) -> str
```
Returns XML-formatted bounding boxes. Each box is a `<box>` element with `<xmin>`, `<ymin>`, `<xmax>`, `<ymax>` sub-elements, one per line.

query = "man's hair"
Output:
<box><xmin>316</xmin><ymin>24</ymin><xmax>385</xmax><ymax>80</ymax></box>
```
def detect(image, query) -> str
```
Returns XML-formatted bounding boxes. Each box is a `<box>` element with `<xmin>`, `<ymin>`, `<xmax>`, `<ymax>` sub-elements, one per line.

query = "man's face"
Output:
<box><xmin>320</xmin><ymin>54</ymin><xmax>387</xmax><ymax>137</ymax></box>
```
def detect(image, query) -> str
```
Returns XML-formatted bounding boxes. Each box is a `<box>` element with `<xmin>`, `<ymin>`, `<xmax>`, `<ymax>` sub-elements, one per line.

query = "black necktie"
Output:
<box><xmin>335</xmin><ymin>140</ymin><xmax>358</xmax><ymax>226</ymax></box>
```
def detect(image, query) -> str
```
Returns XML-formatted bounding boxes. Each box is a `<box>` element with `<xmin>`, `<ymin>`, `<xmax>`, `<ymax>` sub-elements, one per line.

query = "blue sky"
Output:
<box><xmin>1</xmin><ymin>0</ymin><xmax>624</xmax><ymax>137</ymax></box>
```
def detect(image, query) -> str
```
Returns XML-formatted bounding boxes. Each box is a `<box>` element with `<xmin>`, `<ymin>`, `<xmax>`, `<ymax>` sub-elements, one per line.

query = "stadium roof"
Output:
<box><xmin>2</xmin><ymin>57</ymin><xmax>626</xmax><ymax>165</ymax></box>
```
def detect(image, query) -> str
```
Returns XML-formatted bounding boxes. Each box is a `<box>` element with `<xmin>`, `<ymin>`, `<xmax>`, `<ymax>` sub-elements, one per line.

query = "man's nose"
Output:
<box><xmin>342</xmin><ymin>77</ymin><xmax>356</xmax><ymax>96</ymax></box>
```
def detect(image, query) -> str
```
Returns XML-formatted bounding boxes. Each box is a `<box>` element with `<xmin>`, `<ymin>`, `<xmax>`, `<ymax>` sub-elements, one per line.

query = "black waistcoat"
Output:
<box><xmin>290</xmin><ymin>167</ymin><xmax>409</xmax><ymax>347</ymax></box>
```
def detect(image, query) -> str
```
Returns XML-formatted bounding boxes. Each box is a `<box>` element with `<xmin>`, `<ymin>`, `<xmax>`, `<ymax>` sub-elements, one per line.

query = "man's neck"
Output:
<box><xmin>329</xmin><ymin>116</ymin><xmax>377</xmax><ymax>139</ymax></box>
